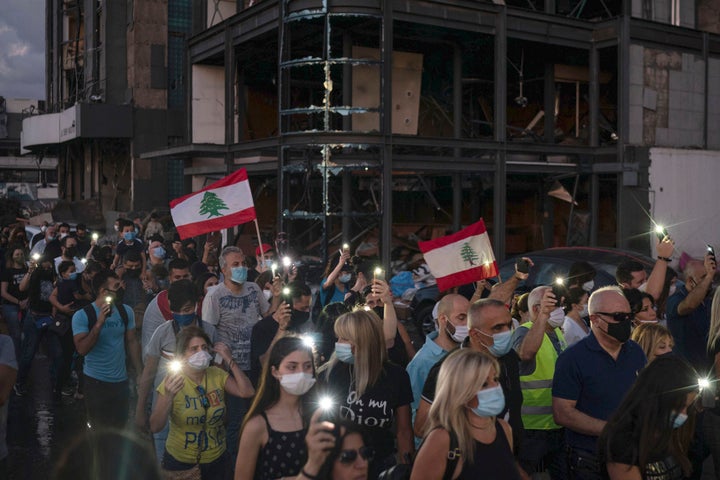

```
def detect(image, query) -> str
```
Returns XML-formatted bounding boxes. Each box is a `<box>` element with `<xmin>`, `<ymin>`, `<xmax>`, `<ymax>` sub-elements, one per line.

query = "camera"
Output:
<box><xmin>516</xmin><ymin>258</ymin><xmax>530</xmax><ymax>274</ymax></box>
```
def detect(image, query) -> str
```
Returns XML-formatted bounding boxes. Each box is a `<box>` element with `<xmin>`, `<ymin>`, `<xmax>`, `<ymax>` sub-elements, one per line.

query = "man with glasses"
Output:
<box><xmin>552</xmin><ymin>286</ymin><xmax>647</xmax><ymax>480</ymax></box>
<box><xmin>72</xmin><ymin>270</ymin><xmax>143</xmax><ymax>430</ymax></box>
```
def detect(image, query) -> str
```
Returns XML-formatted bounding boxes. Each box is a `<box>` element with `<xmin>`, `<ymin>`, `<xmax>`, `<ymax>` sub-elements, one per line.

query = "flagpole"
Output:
<box><xmin>253</xmin><ymin>219</ymin><xmax>266</xmax><ymax>272</ymax></box>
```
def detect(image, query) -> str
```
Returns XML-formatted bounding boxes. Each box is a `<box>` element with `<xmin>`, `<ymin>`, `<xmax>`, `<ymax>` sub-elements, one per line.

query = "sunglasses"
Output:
<box><xmin>595</xmin><ymin>311</ymin><xmax>634</xmax><ymax>323</ymax></box>
<box><xmin>339</xmin><ymin>446</ymin><xmax>374</xmax><ymax>464</ymax></box>
<box><xmin>196</xmin><ymin>385</ymin><xmax>210</xmax><ymax>409</ymax></box>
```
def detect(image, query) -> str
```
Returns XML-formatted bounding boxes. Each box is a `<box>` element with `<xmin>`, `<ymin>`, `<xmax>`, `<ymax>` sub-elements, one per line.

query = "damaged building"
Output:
<box><xmin>21</xmin><ymin>0</ymin><xmax>720</xmax><ymax>262</ymax></box>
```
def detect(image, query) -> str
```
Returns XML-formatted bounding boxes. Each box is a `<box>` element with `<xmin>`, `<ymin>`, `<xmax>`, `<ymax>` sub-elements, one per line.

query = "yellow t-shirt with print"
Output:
<box><xmin>157</xmin><ymin>366</ymin><xmax>229</xmax><ymax>464</ymax></box>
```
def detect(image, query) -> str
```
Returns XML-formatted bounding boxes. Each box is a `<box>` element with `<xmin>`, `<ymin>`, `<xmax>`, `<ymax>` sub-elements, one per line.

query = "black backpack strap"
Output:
<box><xmin>116</xmin><ymin>304</ymin><xmax>130</xmax><ymax>329</ymax></box>
<box><xmin>83</xmin><ymin>304</ymin><xmax>98</xmax><ymax>332</ymax></box>
<box><xmin>442</xmin><ymin>430</ymin><xmax>461</xmax><ymax>480</ymax></box>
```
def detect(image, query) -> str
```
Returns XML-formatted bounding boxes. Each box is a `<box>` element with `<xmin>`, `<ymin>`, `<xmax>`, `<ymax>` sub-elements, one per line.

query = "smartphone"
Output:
<box><xmin>708</xmin><ymin>244</ymin><xmax>716</xmax><ymax>260</ymax></box>
<box><xmin>551</xmin><ymin>279</ymin><xmax>566</xmax><ymax>306</ymax></box>
<box><xmin>702</xmin><ymin>384</ymin><xmax>717</xmax><ymax>409</ymax></box>
<box><xmin>516</xmin><ymin>258</ymin><xmax>530</xmax><ymax>274</ymax></box>
<box><xmin>281</xmin><ymin>286</ymin><xmax>292</xmax><ymax>304</ymax></box>
<box><xmin>655</xmin><ymin>225</ymin><xmax>669</xmax><ymax>241</ymax></box>
<box><xmin>374</xmin><ymin>267</ymin><xmax>385</xmax><ymax>282</ymax></box>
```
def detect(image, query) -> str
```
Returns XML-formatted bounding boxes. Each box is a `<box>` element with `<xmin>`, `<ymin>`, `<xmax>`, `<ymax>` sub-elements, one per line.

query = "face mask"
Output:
<box><xmin>114</xmin><ymin>225</ymin><xmax>119</xmax><ymax>232</ymax></box>
<box><xmin>604</xmin><ymin>318</ymin><xmax>631</xmax><ymax>343</ymax></box>
<box><xmin>173</xmin><ymin>312</ymin><xmax>196</xmax><ymax>327</ymax></box>
<box><xmin>264</xmin><ymin>259</ymin><xmax>275</xmax><ymax>268</ymax></box>
<box><xmin>187</xmin><ymin>350</ymin><xmax>212</xmax><ymax>371</ymax></box>
<box><xmin>446</xmin><ymin>323</ymin><xmax>469</xmax><ymax>343</ymax></box>
<box><xmin>263</xmin><ymin>289</ymin><xmax>272</xmax><ymax>301</ymax></box>
<box><xmin>59</xmin><ymin>233</ymin><xmax>68</xmax><ymax>240</ymax></box>
<box><xmin>580</xmin><ymin>304</ymin><xmax>589</xmax><ymax>317</ymax></box>
<box><xmin>125</xmin><ymin>268</ymin><xmax>141</xmax><ymax>278</ymax></box>
<box><xmin>47</xmin><ymin>234</ymin><xmax>56</xmax><ymax>241</ymax></box>
<box><xmin>335</xmin><ymin>343</ymin><xmax>355</xmax><ymax>364</ymax></box>
<box><xmin>65</xmin><ymin>247</ymin><xmax>78</xmax><ymax>258</ymax></box>
<box><xmin>279</xmin><ymin>372</ymin><xmax>316</xmax><ymax>396</ymax></box>
<box><xmin>108</xmin><ymin>287</ymin><xmax>125</xmax><ymax>303</ymax></box>
<box><xmin>478</xmin><ymin>329</ymin><xmax>513</xmax><ymax>357</ymax></box>
<box><xmin>339</xmin><ymin>273</ymin><xmax>352</xmax><ymax>283</ymax></box>
<box><xmin>582</xmin><ymin>280</ymin><xmax>594</xmax><ymax>292</ymax></box>
<box><xmin>231</xmin><ymin>266</ymin><xmax>248</xmax><ymax>284</ymax></box>
<box><xmin>69</xmin><ymin>272</ymin><xmax>79</xmax><ymax>281</ymax></box>
<box><xmin>152</xmin><ymin>246</ymin><xmax>166</xmax><ymax>259</ymax></box>
<box><xmin>123</xmin><ymin>231</ymin><xmax>136</xmax><ymax>241</ymax></box>
<box><xmin>372</xmin><ymin>306</ymin><xmax>384</xmax><ymax>319</ymax></box>
<box><xmin>638</xmin><ymin>319</ymin><xmax>658</xmax><ymax>324</ymax></box>
<box><xmin>671</xmin><ymin>412</ymin><xmax>688</xmax><ymax>429</ymax></box>
<box><xmin>547</xmin><ymin>307</ymin><xmax>565</xmax><ymax>328</ymax></box>
<box><xmin>669</xmin><ymin>285</ymin><xmax>677</xmax><ymax>296</ymax></box>
<box><xmin>471</xmin><ymin>385</ymin><xmax>505</xmax><ymax>417</ymax></box>
<box><xmin>289</xmin><ymin>310</ymin><xmax>311</xmax><ymax>329</ymax></box>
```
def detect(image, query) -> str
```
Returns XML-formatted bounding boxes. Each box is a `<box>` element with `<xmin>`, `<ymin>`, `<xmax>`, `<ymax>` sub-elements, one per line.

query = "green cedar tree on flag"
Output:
<box><xmin>170</xmin><ymin>168</ymin><xmax>256</xmax><ymax>239</ymax></box>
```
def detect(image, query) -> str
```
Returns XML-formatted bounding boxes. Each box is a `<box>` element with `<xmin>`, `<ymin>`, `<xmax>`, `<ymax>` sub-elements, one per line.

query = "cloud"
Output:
<box><xmin>0</xmin><ymin>0</ymin><xmax>45</xmax><ymax>100</ymax></box>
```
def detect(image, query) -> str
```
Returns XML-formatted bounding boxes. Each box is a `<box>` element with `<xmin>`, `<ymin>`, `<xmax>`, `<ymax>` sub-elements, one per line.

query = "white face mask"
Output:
<box><xmin>580</xmin><ymin>304</ymin><xmax>589</xmax><ymax>317</ymax></box>
<box><xmin>263</xmin><ymin>289</ymin><xmax>272</xmax><ymax>301</ymax></box>
<box><xmin>547</xmin><ymin>307</ymin><xmax>565</xmax><ymax>328</ymax></box>
<box><xmin>669</xmin><ymin>284</ymin><xmax>677</xmax><ymax>296</ymax></box>
<box><xmin>187</xmin><ymin>350</ymin><xmax>212</xmax><ymax>371</ymax></box>
<box><xmin>279</xmin><ymin>372</ymin><xmax>316</xmax><ymax>396</ymax></box>
<box><xmin>446</xmin><ymin>323</ymin><xmax>469</xmax><ymax>343</ymax></box>
<box><xmin>582</xmin><ymin>280</ymin><xmax>594</xmax><ymax>292</ymax></box>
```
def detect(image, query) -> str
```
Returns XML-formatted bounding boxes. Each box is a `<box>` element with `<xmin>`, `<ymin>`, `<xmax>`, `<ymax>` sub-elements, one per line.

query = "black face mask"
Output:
<box><xmin>289</xmin><ymin>310</ymin><xmax>310</xmax><ymax>329</ymax></box>
<box><xmin>124</xmin><ymin>268</ymin><xmax>141</xmax><ymax>278</ymax></box>
<box><xmin>65</xmin><ymin>247</ymin><xmax>78</xmax><ymax>258</ymax></box>
<box><xmin>605</xmin><ymin>319</ymin><xmax>631</xmax><ymax>343</ymax></box>
<box><xmin>108</xmin><ymin>287</ymin><xmax>125</xmax><ymax>303</ymax></box>
<box><xmin>373</xmin><ymin>306</ymin><xmax>384</xmax><ymax>319</ymax></box>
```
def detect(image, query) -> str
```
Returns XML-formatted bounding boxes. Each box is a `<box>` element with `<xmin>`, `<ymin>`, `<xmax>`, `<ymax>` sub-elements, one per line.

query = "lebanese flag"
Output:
<box><xmin>417</xmin><ymin>219</ymin><xmax>498</xmax><ymax>291</ymax></box>
<box><xmin>170</xmin><ymin>168</ymin><xmax>256</xmax><ymax>239</ymax></box>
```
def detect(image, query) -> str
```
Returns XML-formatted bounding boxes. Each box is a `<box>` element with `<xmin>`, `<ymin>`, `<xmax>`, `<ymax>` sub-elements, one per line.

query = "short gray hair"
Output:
<box><xmin>528</xmin><ymin>286</ymin><xmax>550</xmax><ymax>312</ymax></box>
<box><xmin>588</xmin><ymin>285</ymin><xmax>624</xmax><ymax>315</ymax></box>
<box><xmin>468</xmin><ymin>298</ymin><xmax>507</xmax><ymax>329</ymax></box>
<box><xmin>219</xmin><ymin>246</ymin><xmax>244</xmax><ymax>269</ymax></box>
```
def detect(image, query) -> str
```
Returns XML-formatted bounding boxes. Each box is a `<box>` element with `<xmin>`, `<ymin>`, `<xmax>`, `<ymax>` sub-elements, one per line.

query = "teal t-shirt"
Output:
<box><xmin>72</xmin><ymin>303</ymin><xmax>135</xmax><ymax>382</ymax></box>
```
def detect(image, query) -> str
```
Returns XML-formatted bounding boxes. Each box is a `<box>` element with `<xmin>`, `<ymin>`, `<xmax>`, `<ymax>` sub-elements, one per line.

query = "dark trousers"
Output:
<box><xmin>518</xmin><ymin>428</ymin><xmax>568</xmax><ymax>479</ymax></box>
<box><xmin>17</xmin><ymin>312</ymin><xmax>62</xmax><ymax>387</ymax></box>
<box><xmin>566</xmin><ymin>446</ymin><xmax>602</xmax><ymax>480</ymax></box>
<box><xmin>84</xmin><ymin>375</ymin><xmax>129</xmax><ymax>430</ymax></box>
<box><xmin>55</xmin><ymin>327</ymin><xmax>75</xmax><ymax>390</ymax></box>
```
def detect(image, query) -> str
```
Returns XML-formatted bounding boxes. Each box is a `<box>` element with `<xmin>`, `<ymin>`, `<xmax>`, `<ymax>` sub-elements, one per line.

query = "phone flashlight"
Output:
<box><xmin>699</xmin><ymin>377</ymin><xmax>711</xmax><ymax>390</ymax></box>
<box><xmin>271</xmin><ymin>262</ymin><xmax>278</xmax><ymax>276</ymax></box>
<box><xmin>32</xmin><ymin>253</ymin><xmax>40</xmax><ymax>261</ymax></box>
<box><xmin>81</xmin><ymin>258</ymin><xmax>88</xmax><ymax>264</ymax></box>
<box><xmin>552</xmin><ymin>277</ymin><xmax>566</xmax><ymax>306</ymax></box>
<box><xmin>708</xmin><ymin>245</ymin><xmax>716</xmax><ymax>259</ymax></box>
<box><xmin>282</xmin><ymin>256</ymin><xmax>292</xmax><ymax>268</ymax></box>
<box><xmin>342</xmin><ymin>243</ymin><xmax>350</xmax><ymax>252</ymax></box>
<box><xmin>301</xmin><ymin>335</ymin><xmax>315</xmax><ymax>349</ymax></box>
<box><xmin>92</xmin><ymin>233</ymin><xmax>99</xmax><ymax>241</ymax></box>
<box><xmin>168</xmin><ymin>360</ymin><xmax>183</xmax><ymax>374</ymax></box>
<box><xmin>374</xmin><ymin>267</ymin><xmax>385</xmax><ymax>282</ymax></box>
<box><xmin>655</xmin><ymin>225</ymin><xmax>668</xmax><ymax>241</ymax></box>
<box><xmin>105</xmin><ymin>296</ymin><xmax>113</xmax><ymax>304</ymax></box>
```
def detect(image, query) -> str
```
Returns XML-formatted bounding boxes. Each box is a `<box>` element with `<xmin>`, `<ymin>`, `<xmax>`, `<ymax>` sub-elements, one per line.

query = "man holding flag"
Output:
<box><xmin>170</xmin><ymin>168</ymin><xmax>283</xmax><ymax>472</ymax></box>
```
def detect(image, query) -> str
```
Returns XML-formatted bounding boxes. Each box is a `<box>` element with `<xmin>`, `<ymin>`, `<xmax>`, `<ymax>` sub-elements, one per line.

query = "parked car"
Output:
<box><xmin>498</xmin><ymin>246</ymin><xmax>656</xmax><ymax>293</ymax></box>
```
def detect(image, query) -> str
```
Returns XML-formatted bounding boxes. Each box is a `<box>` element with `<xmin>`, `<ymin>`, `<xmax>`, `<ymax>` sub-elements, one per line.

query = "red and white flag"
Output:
<box><xmin>417</xmin><ymin>219</ymin><xmax>498</xmax><ymax>291</ymax></box>
<box><xmin>170</xmin><ymin>168</ymin><xmax>256</xmax><ymax>239</ymax></box>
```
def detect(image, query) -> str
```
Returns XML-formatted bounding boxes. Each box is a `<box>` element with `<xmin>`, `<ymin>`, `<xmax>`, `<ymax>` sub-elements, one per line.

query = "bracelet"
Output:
<box><xmin>658</xmin><ymin>256</ymin><xmax>671</xmax><ymax>262</ymax></box>
<box><xmin>300</xmin><ymin>469</ymin><xmax>319</xmax><ymax>480</ymax></box>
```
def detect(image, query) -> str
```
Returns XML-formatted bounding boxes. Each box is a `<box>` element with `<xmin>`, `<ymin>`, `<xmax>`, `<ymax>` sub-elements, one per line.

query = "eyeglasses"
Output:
<box><xmin>595</xmin><ymin>311</ymin><xmax>634</xmax><ymax>323</ymax></box>
<box><xmin>196</xmin><ymin>385</ymin><xmax>210</xmax><ymax>409</ymax></box>
<box><xmin>339</xmin><ymin>446</ymin><xmax>374</xmax><ymax>464</ymax></box>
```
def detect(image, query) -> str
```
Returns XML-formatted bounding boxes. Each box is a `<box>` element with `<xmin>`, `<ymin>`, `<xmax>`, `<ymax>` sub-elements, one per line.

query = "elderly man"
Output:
<box><xmin>202</xmin><ymin>246</ymin><xmax>281</xmax><ymax>467</ymax></box>
<box><xmin>512</xmin><ymin>285</ymin><xmax>568</xmax><ymax>478</ymax></box>
<box><xmin>414</xmin><ymin>299</ymin><xmax>523</xmax><ymax>455</ymax></box>
<box><xmin>667</xmin><ymin>254</ymin><xmax>715</xmax><ymax>372</ymax></box>
<box><xmin>552</xmin><ymin>286</ymin><xmax>646</xmax><ymax>480</ymax></box>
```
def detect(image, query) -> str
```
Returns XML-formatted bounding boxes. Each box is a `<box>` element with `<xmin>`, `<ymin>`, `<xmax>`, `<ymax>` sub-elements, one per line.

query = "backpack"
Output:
<box><xmin>84</xmin><ymin>303</ymin><xmax>130</xmax><ymax>332</ymax></box>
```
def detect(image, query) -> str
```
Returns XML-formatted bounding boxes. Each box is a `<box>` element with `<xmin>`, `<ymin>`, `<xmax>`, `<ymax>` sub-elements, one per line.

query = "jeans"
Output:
<box><xmin>225</xmin><ymin>394</ymin><xmax>249</xmax><ymax>470</ymax></box>
<box><xmin>1</xmin><ymin>304</ymin><xmax>22</xmax><ymax>362</ymax></box>
<box><xmin>518</xmin><ymin>429</ymin><xmax>568</xmax><ymax>479</ymax></box>
<box><xmin>566</xmin><ymin>446</ymin><xmax>602</xmax><ymax>480</ymax></box>
<box><xmin>162</xmin><ymin>449</ymin><xmax>228</xmax><ymax>479</ymax></box>
<box><xmin>84</xmin><ymin>375</ymin><xmax>129</xmax><ymax>430</ymax></box>
<box><xmin>151</xmin><ymin>390</ymin><xmax>170</xmax><ymax>463</ymax></box>
<box><xmin>16</xmin><ymin>312</ymin><xmax>62</xmax><ymax>387</ymax></box>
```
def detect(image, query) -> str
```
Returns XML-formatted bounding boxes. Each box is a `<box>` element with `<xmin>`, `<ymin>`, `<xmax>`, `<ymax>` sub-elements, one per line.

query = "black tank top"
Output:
<box><xmin>253</xmin><ymin>412</ymin><xmax>307</xmax><ymax>480</ymax></box>
<box><xmin>457</xmin><ymin>420</ymin><xmax>521</xmax><ymax>480</ymax></box>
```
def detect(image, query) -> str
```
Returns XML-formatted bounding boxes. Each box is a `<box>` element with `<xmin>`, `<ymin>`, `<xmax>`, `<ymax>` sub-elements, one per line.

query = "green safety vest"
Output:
<box><xmin>519</xmin><ymin>321</ymin><xmax>566</xmax><ymax>430</ymax></box>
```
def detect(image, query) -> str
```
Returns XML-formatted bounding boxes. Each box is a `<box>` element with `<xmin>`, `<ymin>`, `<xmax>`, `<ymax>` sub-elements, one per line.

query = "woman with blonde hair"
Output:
<box><xmin>317</xmin><ymin>309</ymin><xmax>413</xmax><ymax>478</ymax></box>
<box><xmin>631</xmin><ymin>323</ymin><xmax>674</xmax><ymax>363</ymax></box>
<box><xmin>410</xmin><ymin>349</ymin><xmax>521</xmax><ymax>480</ymax></box>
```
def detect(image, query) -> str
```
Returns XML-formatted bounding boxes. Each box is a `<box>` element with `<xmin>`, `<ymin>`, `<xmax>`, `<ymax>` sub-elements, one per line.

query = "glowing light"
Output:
<box><xmin>319</xmin><ymin>396</ymin><xmax>334</xmax><ymax>411</ymax></box>
<box><xmin>282</xmin><ymin>287</ymin><xmax>291</xmax><ymax>297</ymax></box>
<box><xmin>555</xmin><ymin>277</ymin><xmax>565</xmax><ymax>286</ymax></box>
<box><xmin>699</xmin><ymin>378</ymin><xmax>711</xmax><ymax>390</ymax></box>
<box><xmin>301</xmin><ymin>335</ymin><xmax>315</xmax><ymax>349</ymax></box>
<box><xmin>342</xmin><ymin>243</ymin><xmax>349</xmax><ymax>251</ymax></box>
<box><xmin>282</xmin><ymin>256</ymin><xmax>292</xmax><ymax>268</ymax></box>
<box><xmin>271</xmin><ymin>262</ymin><xmax>277</xmax><ymax>275</ymax></box>
<box><xmin>32</xmin><ymin>253</ymin><xmax>40</xmax><ymax>261</ymax></box>
<box><xmin>168</xmin><ymin>360</ymin><xmax>183</xmax><ymax>373</ymax></box>
<box><xmin>374</xmin><ymin>267</ymin><xmax>383</xmax><ymax>276</ymax></box>
<box><xmin>92</xmin><ymin>233</ymin><xmax>99</xmax><ymax>240</ymax></box>
<box><xmin>655</xmin><ymin>225</ymin><xmax>665</xmax><ymax>234</ymax></box>
<box><xmin>363</xmin><ymin>305</ymin><xmax>372</xmax><ymax>311</ymax></box>
<box><xmin>105</xmin><ymin>296</ymin><xmax>113</xmax><ymax>304</ymax></box>
<box><xmin>81</xmin><ymin>258</ymin><xmax>87</xmax><ymax>264</ymax></box>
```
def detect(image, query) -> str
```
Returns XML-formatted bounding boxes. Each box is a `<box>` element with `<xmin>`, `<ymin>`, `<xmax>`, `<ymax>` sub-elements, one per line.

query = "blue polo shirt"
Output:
<box><xmin>406</xmin><ymin>331</ymin><xmax>449</xmax><ymax>412</ymax></box>
<box><xmin>552</xmin><ymin>332</ymin><xmax>646</xmax><ymax>453</ymax></box>
<box><xmin>666</xmin><ymin>285</ymin><xmax>711</xmax><ymax>373</ymax></box>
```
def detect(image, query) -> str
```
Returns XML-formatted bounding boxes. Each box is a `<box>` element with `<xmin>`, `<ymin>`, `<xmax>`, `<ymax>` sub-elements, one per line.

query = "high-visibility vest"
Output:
<box><xmin>519</xmin><ymin>321</ymin><xmax>566</xmax><ymax>430</ymax></box>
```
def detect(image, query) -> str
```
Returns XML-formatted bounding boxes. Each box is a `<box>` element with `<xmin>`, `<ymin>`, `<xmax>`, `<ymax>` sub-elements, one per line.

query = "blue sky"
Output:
<box><xmin>0</xmin><ymin>0</ymin><xmax>45</xmax><ymax>100</ymax></box>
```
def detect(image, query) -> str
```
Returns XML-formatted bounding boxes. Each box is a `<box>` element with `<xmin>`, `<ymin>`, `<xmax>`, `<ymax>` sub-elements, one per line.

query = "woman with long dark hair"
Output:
<box><xmin>235</xmin><ymin>336</ymin><xmax>316</xmax><ymax>480</ymax></box>
<box><xmin>598</xmin><ymin>355</ymin><xmax>699</xmax><ymax>479</ymax></box>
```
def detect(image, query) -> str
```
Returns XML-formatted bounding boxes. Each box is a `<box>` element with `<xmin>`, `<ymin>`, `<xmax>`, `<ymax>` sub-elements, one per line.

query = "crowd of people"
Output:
<box><xmin>0</xmin><ymin>217</ymin><xmax>718</xmax><ymax>480</ymax></box>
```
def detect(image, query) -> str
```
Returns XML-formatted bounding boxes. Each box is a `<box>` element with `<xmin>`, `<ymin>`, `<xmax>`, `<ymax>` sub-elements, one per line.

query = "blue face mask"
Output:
<box><xmin>153</xmin><ymin>246</ymin><xmax>166</xmax><ymax>259</ymax></box>
<box><xmin>172</xmin><ymin>312</ymin><xmax>196</xmax><ymax>327</ymax></box>
<box><xmin>479</xmin><ymin>329</ymin><xmax>513</xmax><ymax>357</ymax></box>
<box><xmin>339</xmin><ymin>273</ymin><xmax>352</xmax><ymax>283</ymax></box>
<box><xmin>335</xmin><ymin>342</ymin><xmax>355</xmax><ymax>364</ymax></box>
<box><xmin>231</xmin><ymin>266</ymin><xmax>248</xmax><ymax>284</ymax></box>
<box><xmin>264</xmin><ymin>259</ymin><xmax>274</xmax><ymax>268</ymax></box>
<box><xmin>671</xmin><ymin>412</ymin><xmax>688</xmax><ymax>429</ymax></box>
<box><xmin>471</xmin><ymin>385</ymin><xmax>505</xmax><ymax>417</ymax></box>
<box><xmin>123</xmin><ymin>231</ymin><xmax>136</xmax><ymax>241</ymax></box>
<box><xmin>69</xmin><ymin>272</ymin><xmax>79</xmax><ymax>281</ymax></box>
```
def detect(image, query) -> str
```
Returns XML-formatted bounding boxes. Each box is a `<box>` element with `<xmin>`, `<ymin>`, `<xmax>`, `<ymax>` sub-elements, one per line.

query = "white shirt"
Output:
<box><xmin>562</xmin><ymin>315</ymin><xmax>590</xmax><ymax>347</ymax></box>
